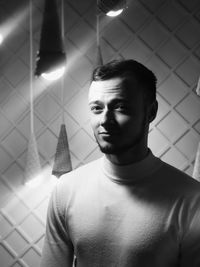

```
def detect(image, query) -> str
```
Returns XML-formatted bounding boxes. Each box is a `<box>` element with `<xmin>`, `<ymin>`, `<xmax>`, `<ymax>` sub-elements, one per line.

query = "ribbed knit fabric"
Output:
<box><xmin>40</xmin><ymin>150</ymin><xmax>200</xmax><ymax>267</ymax></box>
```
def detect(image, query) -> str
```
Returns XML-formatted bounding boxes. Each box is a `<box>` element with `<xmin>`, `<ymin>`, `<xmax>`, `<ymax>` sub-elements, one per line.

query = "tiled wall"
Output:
<box><xmin>0</xmin><ymin>0</ymin><xmax>200</xmax><ymax>266</ymax></box>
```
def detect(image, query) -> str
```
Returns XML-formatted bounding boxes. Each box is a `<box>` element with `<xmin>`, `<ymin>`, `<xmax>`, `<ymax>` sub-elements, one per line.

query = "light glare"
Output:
<box><xmin>0</xmin><ymin>34</ymin><xmax>3</xmax><ymax>45</ymax></box>
<box><xmin>41</xmin><ymin>66</ymin><xmax>65</xmax><ymax>81</ymax></box>
<box><xmin>106</xmin><ymin>9</ymin><xmax>123</xmax><ymax>17</ymax></box>
<box><xmin>25</xmin><ymin>173</ymin><xmax>43</xmax><ymax>188</ymax></box>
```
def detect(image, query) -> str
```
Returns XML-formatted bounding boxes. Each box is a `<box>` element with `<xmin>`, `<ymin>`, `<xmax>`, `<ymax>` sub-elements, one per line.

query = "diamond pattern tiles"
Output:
<box><xmin>157</xmin><ymin>38</ymin><xmax>187</xmax><ymax>68</ymax></box>
<box><xmin>0</xmin><ymin>245</ymin><xmax>14</xmax><ymax>267</ymax></box>
<box><xmin>176</xmin><ymin>93</ymin><xmax>200</xmax><ymax>124</ymax></box>
<box><xmin>5</xmin><ymin>230</ymin><xmax>28</xmax><ymax>256</ymax></box>
<box><xmin>103</xmin><ymin>19</ymin><xmax>132</xmax><ymax>50</ymax></box>
<box><xmin>20</xmin><ymin>214</ymin><xmax>44</xmax><ymax>242</ymax></box>
<box><xmin>176</xmin><ymin>19</ymin><xmax>200</xmax><ymax>49</ymax></box>
<box><xmin>3</xmin><ymin>59</ymin><xmax>29</xmax><ymax>88</ymax></box>
<box><xmin>1</xmin><ymin>129</ymin><xmax>27</xmax><ymax>159</ymax></box>
<box><xmin>139</xmin><ymin>19</ymin><xmax>169</xmax><ymax>50</ymax></box>
<box><xmin>121</xmin><ymin>1</ymin><xmax>149</xmax><ymax>32</ymax></box>
<box><xmin>157</xmin><ymin>1</ymin><xmax>187</xmax><ymax>31</ymax></box>
<box><xmin>158</xmin><ymin>74</ymin><xmax>188</xmax><ymax>105</ymax></box>
<box><xmin>157</xmin><ymin>111</ymin><xmax>188</xmax><ymax>142</ymax></box>
<box><xmin>175</xmin><ymin>56</ymin><xmax>200</xmax><ymax>86</ymax></box>
<box><xmin>0</xmin><ymin>0</ymin><xmax>200</xmax><ymax>266</ymax></box>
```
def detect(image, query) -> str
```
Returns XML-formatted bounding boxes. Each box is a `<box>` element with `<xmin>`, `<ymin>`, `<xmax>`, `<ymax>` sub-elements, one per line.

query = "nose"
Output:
<box><xmin>100</xmin><ymin>108</ymin><xmax>114</xmax><ymax>126</ymax></box>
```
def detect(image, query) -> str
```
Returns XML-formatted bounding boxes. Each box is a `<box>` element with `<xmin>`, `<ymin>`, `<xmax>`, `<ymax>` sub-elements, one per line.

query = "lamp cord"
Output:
<box><xmin>29</xmin><ymin>0</ymin><xmax>34</xmax><ymax>134</ymax></box>
<box><xmin>96</xmin><ymin>13</ymin><xmax>100</xmax><ymax>47</ymax></box>
<box><xmin>61</xmin><ymin>0</ymin><xmax>65</xmax><ymax>124</ymax></box>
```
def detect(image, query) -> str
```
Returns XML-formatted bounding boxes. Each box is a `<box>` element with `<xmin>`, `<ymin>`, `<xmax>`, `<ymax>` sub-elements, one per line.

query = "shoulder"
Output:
<box><xmin>52</xmin><ymin>157</ymin><xmax>102</xmax><ymax>202</ymax></box>
<box><xmin>157</xmin><ymin>159</ymin><xmax>200</xmax><ymax>196</ymax></box>
<box><xmin>59</xmin><ymin>157</ymin><xmax>102</xmax><ymax>185</ymax></box>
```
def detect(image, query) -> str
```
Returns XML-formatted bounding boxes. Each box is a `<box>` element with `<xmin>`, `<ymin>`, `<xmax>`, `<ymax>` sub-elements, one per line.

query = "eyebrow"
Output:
<box><xmin>89</xmin><ymin>98</ymin><xmax>129</xmax><ymax>106</ymax></box>
<box><xmin>89</xmin><ymin>100</ymin><xmax>102</xmax><ymax>105</ymax></box>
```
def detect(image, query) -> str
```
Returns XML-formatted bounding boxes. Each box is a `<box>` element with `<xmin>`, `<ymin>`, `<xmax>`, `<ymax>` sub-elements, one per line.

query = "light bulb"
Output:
<box><xmin>41</xmin><ymin>66</ymin><xmax>65</xmax><ymax>81</ymax></box>
<box><xmin>106</xmin><ymin>9</ymin><xmax>123</xmax><ymax>17</ymax></box>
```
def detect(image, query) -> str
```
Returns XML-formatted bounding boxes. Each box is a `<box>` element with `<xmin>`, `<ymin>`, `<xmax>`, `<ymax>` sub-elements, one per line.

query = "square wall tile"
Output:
<box><xmin>140</xmin><ymin>19</ymin><xmax>169</xmax><ymax>50</ymax></box>
<box><xmin>20</xmin><ymin>214</ymin><xmax>44</xmax><ymax>242</ymax></box>
<box><xmin>176</xmin><ymin>19</ymin><xmax>200</xmax><ymax>49</ymax></box>
<box><xmin>0</xmin><ymin>147</ymin><xmax>13</xmax><ymax>173</ymax></box>
<box><xmin>158</xmin><ymin>74</ymin><xmax>188</xmax><ymax>105</ymax></box>
<box><xmin>4</xmin><ymin>59</ymin><xmax>28</xmax><ymax>88</ymax></box>
<box><xmin>175</xmin><ymin>56</ymin><xmax>200</xmax><ymax>86</ymax></box>
<box><xmin>122</xmin><ymin>1</ymin><xmax>149</xmax><ymax>31</ymax></box>
<box><xmin>157</xmin><ymin>112</ymin><xmax>188</xmax><ymax>142</ymax></box>
<box><xmin>121</xmin><ymin>38</ymin><xmax>152</xmax><ymax>63</ymax></box>
<box><xmin>5</xmin><ymin>230</ymin><xmax>28</xmax><ymax>256</ymax></box>
<box><xmin>1</xmin><ymin>129</ymin><xmax>27</xmax><ymax>158</ymax></box>
<box><xmin>157</xmin><ymin>1</ymin><xmax>186</xmax><ymax>31</ymax></box>
<box><xmin>161</xmin><ymin>147</ymin><xmax>187</xmax><ymax>170</ymax></box>
<box><xmin>175</xmin><ymin>130</ymin><xmax>199</xmax><ymax>159</ymax></box>
<box><xmin>176</xmin><ymin>94</ymin><xmax>200</xmax><ymax>124</ymax></box>
<box><xmin>22</xmin><ymin>248</ymin><xmax>41</xmax><ymax>267</ymax></box>
<box><xmin>2</xmin><ymin>196</ymin><xmax>29</xmax><ymax>225</ymax></box>
<box><xmin>0</xmin><ymin>244</ymin><xmax>14</xmax><ymax>267</ymax></box>
<box><xmin>157</xmin><ymin>39</ymin><xmax>187</xmax><ymax>68</ymax></box>
<box><xmin>70</xmin><ymin>129</ymin><xmax>96</xmax><ymax>160</ymax></box>
<box><xmin>103</xmin><ymin>19</ymin><xmax>132</xmax><ymax>50</ymax></box>
<box><xmin>0</xmin><ymin>214</ymin><xmax>12</xmax><ymax>239</ymax></box>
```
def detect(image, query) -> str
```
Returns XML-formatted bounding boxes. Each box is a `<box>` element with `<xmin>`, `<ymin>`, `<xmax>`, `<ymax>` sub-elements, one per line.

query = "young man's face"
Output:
<box><xmin>88</xmin><ymin>77</ymin><xmax>150</xmax><ymax>155</ymax></box>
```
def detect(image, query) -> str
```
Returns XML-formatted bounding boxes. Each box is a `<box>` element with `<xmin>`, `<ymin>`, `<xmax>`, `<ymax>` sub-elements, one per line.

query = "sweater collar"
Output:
<box><xmin>101</xmin><ymin>149</ymin><xmax>162</xmax><ymax>184</ymax></box>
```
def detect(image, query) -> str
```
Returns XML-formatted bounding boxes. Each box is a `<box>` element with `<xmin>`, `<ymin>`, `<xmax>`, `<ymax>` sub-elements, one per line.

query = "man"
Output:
<box><xmin>40</xmin><ymin>60</ymin><xmax>200</xmax><ymax>267</ymax></box>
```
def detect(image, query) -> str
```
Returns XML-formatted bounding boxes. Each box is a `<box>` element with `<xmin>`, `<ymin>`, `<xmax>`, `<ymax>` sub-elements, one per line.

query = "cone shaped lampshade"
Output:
<box><xmin>97</xmin><ymin>0</ymin><xmax>126</xmax><ymax>14</ymax></box>
<box><xmin>192</xmin><ymin>142</ymin><xmax>200</xmax><ymax>181</ymax></box>
<box><xmin>24</xmin><ymin>132</ymin><xmax>41</xmax><ymax>184</ymax></box>
<box><xmin>95</xmin><ymin>45</ymin><xmax>103</xmax><ymax>67</ymax></box>
<box><xmin>52</xmin><ymin>124</ymin><xmax>72</xmax><ymax>178</ymax></box>
<box><xmin>35</xmin><ymin>0</ymin><xmax>66</xmax><ymax>76</ymax></box>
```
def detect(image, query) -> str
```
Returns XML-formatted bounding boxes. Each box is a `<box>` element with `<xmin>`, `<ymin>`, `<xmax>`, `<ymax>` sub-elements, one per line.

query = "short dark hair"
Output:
<box><xmin>91</xmin><ymin>59</ymin><xmax>157</xmax><ymax>105</ymax></box>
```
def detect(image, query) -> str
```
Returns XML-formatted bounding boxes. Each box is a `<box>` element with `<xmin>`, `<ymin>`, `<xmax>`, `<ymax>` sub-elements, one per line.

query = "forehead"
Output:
<box><xmin>88</xmin><ymin>77</ymin><xmax>141</xmax><ymax>103</ymax></box>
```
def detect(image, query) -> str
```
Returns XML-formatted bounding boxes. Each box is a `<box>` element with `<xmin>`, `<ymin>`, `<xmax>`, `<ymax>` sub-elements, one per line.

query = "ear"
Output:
<box><xmin>148</xmin><ymin>100</ymin><xmax>158</xmax><ymax>123</ymax></box>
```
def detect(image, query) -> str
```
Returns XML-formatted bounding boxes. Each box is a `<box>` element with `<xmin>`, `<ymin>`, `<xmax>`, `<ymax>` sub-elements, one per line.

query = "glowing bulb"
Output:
<box><xmin>41</xmin><ymin>66</ymin><xmax>65</xmax><ymax>81</ymax></box>
<box><xmin>106</xmin><ymin>9</ymin><xmax>123</xmax><ymax>17</ymax></box>
<box><xmin>0</xmin><ymin>34</ymin><xmax>3</xmax><ymax>45</ymax></box>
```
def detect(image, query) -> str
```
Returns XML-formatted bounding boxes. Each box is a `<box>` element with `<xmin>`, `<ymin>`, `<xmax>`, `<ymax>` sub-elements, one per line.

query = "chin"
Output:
<box><xmin>98</xmin><ymin>143</ymin><xmax>125</xmax><ymax>155</ymax></box>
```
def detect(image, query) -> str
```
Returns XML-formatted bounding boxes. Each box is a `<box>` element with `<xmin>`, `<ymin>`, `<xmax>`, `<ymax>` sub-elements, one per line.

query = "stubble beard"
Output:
<box><xmin>94</xmin><ymin>125</ymin><xmax>148</xmax><ymax>156</ymax></box>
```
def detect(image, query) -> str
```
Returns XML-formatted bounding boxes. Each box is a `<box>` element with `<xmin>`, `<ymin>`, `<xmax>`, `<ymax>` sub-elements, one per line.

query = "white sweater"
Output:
<box><xmin>40</xmin><ymin>150</ymin><xmax>200</xmax><ymax>267</ymax></box>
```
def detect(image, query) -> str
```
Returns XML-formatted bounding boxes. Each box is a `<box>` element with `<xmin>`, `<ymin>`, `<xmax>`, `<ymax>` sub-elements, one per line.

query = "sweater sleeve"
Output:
<box><xmin>180</xmin><ymin>194</ymin><xmax>200</xmax><ymax>267</ymax></box>
<box><xmin>40</xmin><ymin>182</ymin><xmax>74</xmax><ymax>267</ymax></box>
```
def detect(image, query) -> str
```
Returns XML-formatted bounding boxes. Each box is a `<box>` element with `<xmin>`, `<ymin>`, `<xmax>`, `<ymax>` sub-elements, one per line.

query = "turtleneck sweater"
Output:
<box><xmin>40</xmin><ymin>150</ymin><xmax>200</xmax><ymax>267</ymax></box>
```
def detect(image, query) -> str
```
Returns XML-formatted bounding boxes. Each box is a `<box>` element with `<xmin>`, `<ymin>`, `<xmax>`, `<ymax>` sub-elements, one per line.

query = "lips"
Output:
<box><xmin>99</xmin><ymin>131</ymin><xmax>117</xmax><ymax>135</ymax></box>
<box><xmin>99</xmin><ymin>131</ymin><xmax>119</xmax><ymax>138</ymax></box>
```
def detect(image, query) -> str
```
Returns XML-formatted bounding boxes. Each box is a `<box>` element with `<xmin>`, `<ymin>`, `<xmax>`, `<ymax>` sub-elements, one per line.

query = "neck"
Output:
<box><xmin>105</xmin><ymin>143</ymin><xmax>149</xmax><ymax>165</ymax></box>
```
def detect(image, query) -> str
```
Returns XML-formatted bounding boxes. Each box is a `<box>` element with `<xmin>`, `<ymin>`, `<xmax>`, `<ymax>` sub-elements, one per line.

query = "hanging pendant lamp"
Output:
<box><xmin>52</xmin><ymin>0</ymin><xmax>72</xmax><ymax>178</ymax></box>
<box><xmin>97</xmin><ymin>0</ymin><xmax>127</xmax><ymax>16</ymax></box>
<box><xmin>35</xmin><ymin>0</ymin><xmax>66</xmax><ymax>77</ymax></box>
<box><xmin>52</xmin><ymin>124</ymin><xmax>72</xmax><ymax>178</ymax></box>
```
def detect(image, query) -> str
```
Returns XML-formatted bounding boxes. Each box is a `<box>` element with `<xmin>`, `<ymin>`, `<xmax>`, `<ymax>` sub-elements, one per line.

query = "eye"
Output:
<box><xmin>90</xmin><ymin>105</ymin><xmax>103</xmax><ymax>114</ymax></box>
<box><xmin>115</xmin><ymin>103</ymin><xmax>127</xmax><ymax>111</ymax></box>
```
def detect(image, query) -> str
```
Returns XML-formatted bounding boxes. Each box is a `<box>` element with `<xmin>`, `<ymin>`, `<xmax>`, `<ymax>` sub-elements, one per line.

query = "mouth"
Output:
<box><xmin>99</xmin><ymin>132</ymin><xmax>119</xmax><ymax>137</ymax></box>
